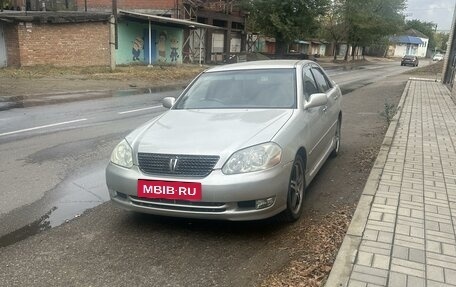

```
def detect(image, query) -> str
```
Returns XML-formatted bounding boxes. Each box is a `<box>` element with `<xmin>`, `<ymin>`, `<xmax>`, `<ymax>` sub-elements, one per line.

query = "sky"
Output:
<box><xmin>405</xmin><ymin>0</ymin><xmax>455</xmax><ymax>32</ymax></box>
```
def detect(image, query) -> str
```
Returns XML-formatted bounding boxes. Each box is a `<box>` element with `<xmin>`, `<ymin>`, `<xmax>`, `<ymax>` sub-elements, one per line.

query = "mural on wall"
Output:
<box><xmin>170</xmin><ymin>36</ymin><xmax>179</xmax><ymax>62</ymax></box>
<box><xmin>132</xmin><ymin>36</ymin><xmax>144</xmax><ymax>61</ymax></box>
<box><xmin>158</xmin><ymin>31</ymin><xmax>167</xmax><ymax>62</ymax></box>
<box><xmin>116</xmin><ymin>21</ymin><xmax>183</xmax><ymax>65</ymax></box>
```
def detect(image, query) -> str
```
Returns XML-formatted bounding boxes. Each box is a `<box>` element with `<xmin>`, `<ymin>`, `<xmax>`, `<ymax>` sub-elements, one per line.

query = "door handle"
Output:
<box><xmin>322</xmin><ymin>106</ymin><xmax>328</xmax><ymax>112</ymax></box>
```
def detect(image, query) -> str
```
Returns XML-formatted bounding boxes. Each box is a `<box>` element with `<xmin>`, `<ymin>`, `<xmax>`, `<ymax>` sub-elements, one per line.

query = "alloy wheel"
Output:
<box><xmin>289</xmin><ymin>158</ymin><xmax>305</xmax><ymax>215</ymax></box>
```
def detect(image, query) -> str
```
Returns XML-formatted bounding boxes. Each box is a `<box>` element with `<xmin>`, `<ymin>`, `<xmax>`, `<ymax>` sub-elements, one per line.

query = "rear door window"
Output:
<box><xmin>302</xmin><ymin>67</ymin><xmax>319</xmax><ymax>101</ymax></box>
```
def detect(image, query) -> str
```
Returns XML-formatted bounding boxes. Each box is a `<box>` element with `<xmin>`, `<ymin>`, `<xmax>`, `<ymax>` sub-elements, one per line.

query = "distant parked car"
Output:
<box><xmin>106</xmin><ymin>60</ymin><xmax>343</xmax><ymax>222</ymax></box>
<box><xmin>401</xmin><ymin>55</ymin><xmax>419</xmax><ymax>67</ymax></box>
<box><xmin>433</xmin><ymin>54</ymin><xmax>444</xmax><ymax>61</ymax></box>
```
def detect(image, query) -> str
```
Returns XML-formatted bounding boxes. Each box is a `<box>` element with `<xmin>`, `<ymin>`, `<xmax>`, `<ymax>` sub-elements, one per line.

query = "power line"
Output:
<box><xmin>406</xmin><ymin>7</ymin><xmax>453</xmax><ymax>11</ymax></box>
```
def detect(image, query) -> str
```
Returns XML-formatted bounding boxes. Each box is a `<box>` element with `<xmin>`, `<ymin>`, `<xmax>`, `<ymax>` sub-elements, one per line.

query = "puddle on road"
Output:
<box><xmin>0</xmin><ymin>161</ymin><xmax>109</xmax><ymax>248</ymax></box>
<box><xmin>0</xmin><ymin>207</ymin><xmax>56</xmax><ymax>248</ymax></box>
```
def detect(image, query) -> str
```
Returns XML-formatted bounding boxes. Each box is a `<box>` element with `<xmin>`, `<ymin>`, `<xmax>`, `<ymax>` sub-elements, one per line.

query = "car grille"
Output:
<box><xmin>137</xmin><ymin>153</ymin><xmax>220</xmax><ymax>177</ymax></box>
<box><xmin>129</xmin><ymin>196</ymin><xmax>227</xmax><ymax>213</ymax></box>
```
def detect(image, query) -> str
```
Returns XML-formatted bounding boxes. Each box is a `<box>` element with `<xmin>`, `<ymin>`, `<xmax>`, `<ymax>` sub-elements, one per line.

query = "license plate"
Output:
<box><xmin>137</xmin><ymin>179</ymin><xmax>202</xmax><ymax>201</ymax></box>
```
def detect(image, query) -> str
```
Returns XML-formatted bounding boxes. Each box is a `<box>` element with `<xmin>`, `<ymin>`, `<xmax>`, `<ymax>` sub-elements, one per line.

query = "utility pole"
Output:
<box><xmin>112</xmin><ymin>0</ymin><xmax>118</xmax><ymax>49</ymax></box>
<box><xmin>443</xmin><ymin>3</ymin><xmax>456</xmax><ymax>84</ymax></box>
<box><xmin>434</xmin><ymin>24</ymin><xmax>438</xmax><ymax>56</ymax></box>
<box><xmin>110</xmin><ymin>15</ymin><xmax>116</xmax><ymax>71</ymax></box>
<box><xmin>110</xmin><ymin>0</ymin><xmax>118</xmax><ymax>71</ymax></box>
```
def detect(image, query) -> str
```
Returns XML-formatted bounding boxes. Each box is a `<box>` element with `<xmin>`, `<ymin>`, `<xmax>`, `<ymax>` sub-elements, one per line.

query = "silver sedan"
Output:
<box><xmin>106</xmin><ymin>60</ymin><xmax>342</xmax><ymax>222</ymax></box>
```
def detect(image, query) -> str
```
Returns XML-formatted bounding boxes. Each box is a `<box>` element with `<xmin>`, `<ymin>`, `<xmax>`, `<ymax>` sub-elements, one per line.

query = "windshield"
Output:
<box><xmin>174</xmin><ymin>69</ymin><xmax>296</xmax><ymax>109</ymax></box>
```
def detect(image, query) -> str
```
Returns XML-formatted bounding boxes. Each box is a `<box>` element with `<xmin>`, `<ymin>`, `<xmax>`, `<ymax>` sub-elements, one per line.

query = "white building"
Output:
<box><xmin>388</xmin><ymin>29</ymin><xmax>429</xmax><ymax>58</ymax></box>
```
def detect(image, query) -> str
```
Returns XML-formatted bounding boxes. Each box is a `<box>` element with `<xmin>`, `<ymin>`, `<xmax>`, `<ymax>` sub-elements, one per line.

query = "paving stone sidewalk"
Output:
<box><xmin>326</xmin><ymin>79</ymin><xmax>456</xmax><ymax>287</ymax></box>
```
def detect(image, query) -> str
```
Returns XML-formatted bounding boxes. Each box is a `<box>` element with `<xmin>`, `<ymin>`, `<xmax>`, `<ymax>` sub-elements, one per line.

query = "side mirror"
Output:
<box><xmin>162</xmin><ymin>97</ymin><xmax>176</xmax><ymax>109</ymax></box>
<box><xmin>304</xmin><ymin>93</ymin><xmax>327</xmax><ymax>110</ymax></box>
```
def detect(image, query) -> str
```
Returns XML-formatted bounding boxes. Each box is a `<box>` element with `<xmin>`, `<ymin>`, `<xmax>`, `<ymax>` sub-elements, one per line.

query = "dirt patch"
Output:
<box><xmin>0</xmin><ymin>64</ymin><xmax>206</xmax><ymax>81</ymax></box>
<box><xmin>259</xmin><ymin>207</ymin><xmax>354</xmax><ymax>287</ymax></box>
<box><xmin>406</xmin><ymin>60</ymin><xmax>444</xmax><ymax>77</ymax></box>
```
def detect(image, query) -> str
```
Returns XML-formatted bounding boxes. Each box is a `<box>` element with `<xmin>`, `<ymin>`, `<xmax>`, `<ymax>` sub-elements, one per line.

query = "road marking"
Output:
<box><xmin>0</xmin><ymin>118</ymin><xmax>88</xmax><ymax>137</ymax></box>
<box><xmin>118</xmin><ymin>105</ymin><xmax>163</xmax><ymax>115</ymax></box>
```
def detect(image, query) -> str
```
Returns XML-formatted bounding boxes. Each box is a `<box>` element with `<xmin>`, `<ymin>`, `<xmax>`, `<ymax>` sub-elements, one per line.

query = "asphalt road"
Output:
<box><xmin>0</xmin><ymin>60</ymin><xmax>428</xmax><ymax>286</ymax></box>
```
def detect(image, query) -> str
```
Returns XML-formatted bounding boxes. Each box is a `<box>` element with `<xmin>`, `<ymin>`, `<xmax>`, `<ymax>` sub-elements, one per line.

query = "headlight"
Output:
<box><xmin>110</xmin><ymin>139</ymin><xmax>133</xmax><ymax>168</ymax></box>
<box><xmin>222</xmin><ymin>142</ymin><xmax>282</xmax><ymax>175</ymax></box>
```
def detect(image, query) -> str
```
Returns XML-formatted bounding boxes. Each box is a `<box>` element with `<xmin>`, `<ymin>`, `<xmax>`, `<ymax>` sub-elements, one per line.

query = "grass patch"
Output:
<box><xmin>0</xmin><ymin>64</ymin><xmax>207</xmax><ymax>82</ymax></box>
<box><xmin>380</xmin><ymin>99</ymin><xmax>398</xmax><ymax>125</ymax></box>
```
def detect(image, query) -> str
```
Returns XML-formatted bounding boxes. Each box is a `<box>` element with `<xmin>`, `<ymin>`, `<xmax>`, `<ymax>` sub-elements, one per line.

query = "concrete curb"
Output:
<box><xmin>408</xmin><ymin>77</ymin><xmax>441</xmax><ymax>82</ymax></box>
<box><xmin>325</xmin><ymin>79</ymin><xmax>412</xmax><ymax>287</ymax></box>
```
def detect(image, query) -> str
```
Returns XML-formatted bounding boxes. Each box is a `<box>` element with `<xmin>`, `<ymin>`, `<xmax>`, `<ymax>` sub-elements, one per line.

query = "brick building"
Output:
<box><xmin>0</xmin><ymin>12</ymin><xmax>111</xmax><ymax>67</ymax></box>
<box><xmin>76</xmin><ymin>0</ymin><xmax>177</xmax><ymax>14</ymax></box>
<box><xmin>0</xmin><ymin>0</ymin><xmax>246</xmax><ymax>67</ymax></box>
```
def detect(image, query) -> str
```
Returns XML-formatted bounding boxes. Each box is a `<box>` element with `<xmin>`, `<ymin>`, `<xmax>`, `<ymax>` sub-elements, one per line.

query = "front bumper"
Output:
<box><xmin>105</xmin><ymin>161</ymin><xmax>293</xmax><ymax>221</ymax></box>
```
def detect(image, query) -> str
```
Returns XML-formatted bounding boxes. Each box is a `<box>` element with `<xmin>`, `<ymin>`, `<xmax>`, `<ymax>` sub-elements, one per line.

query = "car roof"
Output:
<box><xmin>206</xmin><ymin>60</ymin><xmax>314</xmax><ymax>73</ymax></box>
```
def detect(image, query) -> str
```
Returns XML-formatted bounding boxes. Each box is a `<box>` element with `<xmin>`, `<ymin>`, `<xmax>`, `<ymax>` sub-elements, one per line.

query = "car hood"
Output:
<box><xmin>129</xmin><ymin>109</ymin><xmax>293</xmax><ymax>167</ymax></box>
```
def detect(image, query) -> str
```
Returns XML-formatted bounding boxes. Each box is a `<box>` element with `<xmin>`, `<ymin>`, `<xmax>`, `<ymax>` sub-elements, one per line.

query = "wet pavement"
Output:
<box><xmin>0</xmin><ymin>84</ymin><xmax>186</xmax><ymax>111</ymax></box>
<box><xmin>0</xmin><ymin>160</ymin><xmax>109</xmax><ymax>247</ymax></box>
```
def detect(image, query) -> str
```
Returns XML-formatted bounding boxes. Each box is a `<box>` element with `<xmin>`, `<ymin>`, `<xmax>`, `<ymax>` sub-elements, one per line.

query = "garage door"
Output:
<box><xmin>0</xmin><ymin>24</ymin><xmax>6</xmax><ymax>67</ymax></box>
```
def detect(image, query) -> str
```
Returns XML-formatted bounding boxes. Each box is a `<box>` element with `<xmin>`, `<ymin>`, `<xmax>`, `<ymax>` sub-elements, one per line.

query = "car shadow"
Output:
<box><xmin>124</xmin><ymin>211</ymin><xmax>289</xmax><ymax>238</ymax></box>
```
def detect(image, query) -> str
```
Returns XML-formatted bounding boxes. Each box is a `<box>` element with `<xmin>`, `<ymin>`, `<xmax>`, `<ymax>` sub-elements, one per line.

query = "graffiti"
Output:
<box><xmin>132</xmin><ymin>36</ymin><xmax>144</xmax><ymax>61</ymax></box>
<box><xmin>170</xmin><ymin>37</ymin><xmax>179</xmax><ymax>62</ymax></box>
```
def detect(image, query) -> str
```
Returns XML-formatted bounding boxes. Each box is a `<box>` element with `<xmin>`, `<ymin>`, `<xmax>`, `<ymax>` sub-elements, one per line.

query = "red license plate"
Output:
<box><xmin>137</xmin><ymin>179</ymin><xmax>202</xmax><ymax>201</ymax></box>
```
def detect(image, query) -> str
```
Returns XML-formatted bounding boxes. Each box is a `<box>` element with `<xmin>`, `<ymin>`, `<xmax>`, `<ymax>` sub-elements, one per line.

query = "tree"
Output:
<box><xmin>344</xmin><ymin>0</ymin><xmax>406</xmax><ymax>60</ymax></box>
<box><xmin>320</xmin><ymin>0</ymin><xmax>349</xmax><ymax>61</ymax></box>
<box><xmin>404</xmin><ymin>19</ymin><xmax>437</xmax><ymax>51</ymax></box>
<box><xmin>241</xmin><ymin>0</ymin><xmax>330</xmax><ymax>57</ymax></box>
<box><xmin>434</xmin><ymin>32</ymin><xmax>450</xmax><ymax>52</ymax></box>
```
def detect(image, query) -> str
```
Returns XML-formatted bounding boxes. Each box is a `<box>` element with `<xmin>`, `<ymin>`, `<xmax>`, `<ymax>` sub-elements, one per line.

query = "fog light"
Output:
<box><xmin>255</xmin><ymin>197</ymin><xmax>275</xmax><ymax>209</ymax></box>
<box><xmin>108</xmin><ymin>189</ymin><xmax>117</xmax><ymax>197</ymax></box>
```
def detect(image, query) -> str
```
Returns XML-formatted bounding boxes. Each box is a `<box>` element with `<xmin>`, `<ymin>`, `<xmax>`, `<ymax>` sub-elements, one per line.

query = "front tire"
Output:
<box><xmin>279</xmin><ymin>155</ymin><xmax>305</xmax><ymax>222</ymax></box>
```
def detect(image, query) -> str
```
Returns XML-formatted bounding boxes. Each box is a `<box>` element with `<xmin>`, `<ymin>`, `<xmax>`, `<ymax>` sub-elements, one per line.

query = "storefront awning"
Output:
<box><xmin>391</xmin><ymin>35</ymin><xmax>424</xmax><ymax>45</ymax></box>
<box><xmin>295</xmin><ymin>40</ymin><xmax>310</xmax><ymax>44</ymax></box>
<box><xmin>118</xmin><ymin>10</ymin><xmax>223</xmax><ymax>30</ymax></box>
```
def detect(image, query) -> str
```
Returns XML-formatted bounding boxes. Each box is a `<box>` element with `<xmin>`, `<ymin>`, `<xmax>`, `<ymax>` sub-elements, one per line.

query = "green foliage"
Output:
<box><xmin>345</xmin><ymin>0</ymin><xmax>406</xmax><ymax>47</ymax></box>
<box><xmin>242</xmin><ymin>0</ymin><xmax>407</xmax><ymax>59</ymax></box>
<box><xmin>241</xmin><ymin>0</ymin><xmax>330</xmax><ymax>54</ymax></box>
<box><xmin>405</xmin><ymin>19</ymin><xmax>435</xmax><ymax>37</ymax></box>
<box><xmin>434</xmin><ymin>32</ymin><xmax>450</xmax><ymax>52</ymax></box>
<box><xmin>317</xmin><ymin>0</ymin><xmax>406</xmax><ymax>59</ymax></box>
<box><xmin>405</xmin><ymin>19</ymin><xmax>437</xmax><ymax>50</ymax></box>
<box><xmin>380</xmin><ymin>99</ymin><xmax>398</xmax><ymax>125</ymax></box>
<box><xmin>319</xmin><ymin>0</ymin><xmax>349</xmax><ymax>59</ymax></box>
<box><xmin>320</xmin><ymin>0</ymin><xmax>348</xmax><ymax>42</ymax></box>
